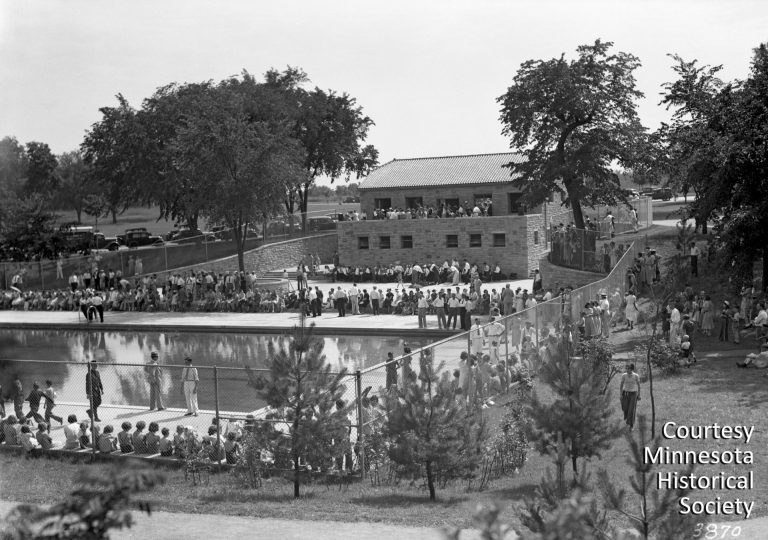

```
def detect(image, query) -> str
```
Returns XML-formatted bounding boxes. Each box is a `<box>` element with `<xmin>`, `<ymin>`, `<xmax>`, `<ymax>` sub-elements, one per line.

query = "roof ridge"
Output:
<box><xmin>390</xmin><ymin>152</ymin><xmax>519</xmax><ymax>162</ymax></box>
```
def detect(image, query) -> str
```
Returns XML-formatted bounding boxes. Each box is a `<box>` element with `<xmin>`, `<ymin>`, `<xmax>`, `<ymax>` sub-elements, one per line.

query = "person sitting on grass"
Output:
<box><xmin>79</xmin><ymin>421</ymin><xmax>92</xmax><ymax>449</ymax></box>
<box><xmin>159</xmin><ymin>427</ymin><xmax>174</xmax><ymax>457</ymax></box>
<box><xmin>145</xmin><ymin>422</ymin><xmax>161</xmax><ymax>454</ymax></box>
<box><xmin>132</xmin><ymin>421</ymin><xmax>148</xmax><ymax>454</ymax></box>
<box><xmin>118</xmin><ymin>421</ymin><xmax>134</xmax><ymax>453</ymax></box>
<box><xmin>19</xmin><ymin>425</ymin><xmax>41</xmax><ymax>455</ymax></box>
<box><xmin>63</xmin><ymin>415</ymin><xmax>80</xmax><ymax>450</ymax></box>
<box><xmin>98</xmin><ymin>425</ymin><xmax>117</xmax><ymax>454</ymax></box>
<box><xmin>173</xmin><ymin>425</ymin><xmax>185</xmax><ymax>457</ymax></box>
<box><xmin>204</xmin><ymin>426</ymin><xmax>225</xmax><ymax>462</ymax></box>
<box><xmin>223</xmin><ymin>431</ymin><xmax>241</xmax><ymax>464</ymax></box>
<box><xmin>36</xmin><ymin>422</ymin><xmax>54</xmax><ymax>450</ymax></box>
<box><xmin>2</xmin><ymin>415</ymin><xmax>21</xmax><ymax>446</ymax></box>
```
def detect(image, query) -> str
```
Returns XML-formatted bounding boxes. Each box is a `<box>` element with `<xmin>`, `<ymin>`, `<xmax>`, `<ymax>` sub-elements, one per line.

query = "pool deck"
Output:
<box><xmin>0</xmin><ymin>277</ymin><xmax>533</xmax><ymax>337</ymax></box>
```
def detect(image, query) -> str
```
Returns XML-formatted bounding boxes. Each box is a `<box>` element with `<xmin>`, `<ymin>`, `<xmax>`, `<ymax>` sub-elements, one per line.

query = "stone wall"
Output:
<box><xmin>169</xmin><ymin>234</ymin><xmax>338</xmax><ymax>275</ymax></box>
<box><xmin>538</xmin><ymin>257</ymin><xmax>604</xmax><ymax>290</ymax></box>
<box><xmin>337</xmin><ymin>215</ymin><xmax>547</xmax><ymax>278</ymax></box>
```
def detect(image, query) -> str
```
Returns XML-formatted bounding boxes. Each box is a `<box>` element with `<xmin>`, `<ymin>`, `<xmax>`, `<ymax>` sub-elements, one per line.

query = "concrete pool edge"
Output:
<box><xmin>0</xmin><ymin>321</ymin><xmax>458</xmax><ymax>338</ymax></box>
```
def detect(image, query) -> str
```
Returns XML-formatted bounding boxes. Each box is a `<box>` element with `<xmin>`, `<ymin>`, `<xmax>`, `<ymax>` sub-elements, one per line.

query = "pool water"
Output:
<box><xmin>0</xmin><ymin>329</ymin><xmax>433</xmax><ymax>413</ymax></box>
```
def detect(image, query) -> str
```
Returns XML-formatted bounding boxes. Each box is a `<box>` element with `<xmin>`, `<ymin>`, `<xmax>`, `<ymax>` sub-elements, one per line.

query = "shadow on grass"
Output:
<box><xmin>688</xmin><ymin>361</ymin><xmax>768</xmax><ymax>407</ymax></box>
<box><xmin>199</xmin><ymin>488</ymin><xmax>323</xmax><ymax>504</ymax></box>
<box><xmin>487</xmin><ymin>482</ymin><xmax>538</xmax><ymax>501</ymax></box>
<box><xmin>350</xmin><ymin>492</ymin><xmax>470</xmax><ymax>507</ymax></box>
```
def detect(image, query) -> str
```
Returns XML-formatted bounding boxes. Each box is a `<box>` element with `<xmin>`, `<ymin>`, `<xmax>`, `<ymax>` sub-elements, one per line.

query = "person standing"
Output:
<box><xmin>416</xmin><ymin>292</ymin><xmax>429</xmax><ymax>328</ymax></box>
<box><xmin>43</xmin><ymin>380</ymin><xmax>62</xmax><ymax>428</ymax></box>
<box><xmin>24</xmin><ymin>382</ymin><xmax>47</xmax><ymax>424</ymax></box>
<box><xmin>689</xmin><ymin>242</ymin><xmax>700</xmax><ymax>278</ymax></box>
<box><xmin>335</xmin><ymin>287</ymin><xmax>347</xmax><ymax>317</ymax></box>
<box><xmin>624</xmin><ymin>291</ymin><xmax>638</xmax><ymax>330</ymax></box>
<box><xmin>619</xmin><ymin>364</ymin><xmax>640</xmax><ymax>430</ymax></box>
<box><xmin>532</xmin><ymin>269</ymin><xmax>542</xmax><ymax>294</ymax></box>
<box><xmin>370</xmin><ymin>286</ymin><xmax>381</xmax><ymax>316</ymax></box>
<box><xmin>718</xmin><ymin>301</ymin><xmax>731</xmax><ymax>342</ymax></box>
<box><xmin>433</xmin><ymin>292</ymin><xmax>446</xmax><ymax>329</ymax></box>
<box><xmin>486</xmin><ymin>317</ymin><xmax>505</xmax><ymax>363</ymax></box>
<box><xmin>147</xmin><ymin>352</ymin><xmax>165</xmax><ymax>411</ymax></box>
<box><xmin>12</xmin><ymin>375</ymin><xmax>24</xmax><ymax>419</ymax></box>
<box><xmin>56</xmin><ymin>255</ymin><xmax>64</xmax><ymax>280</ymax></box>
<box><xmin>181</xmin><ymin>356</ymin><xmax>199</xmax><ymax>416</ymax></box>
<box><xmin>470</xmin><ymin>318</ymin><xmax>484</xmax><ymax>357</ymax></box>
<box><xmin>385</xmin><ymin>352</ymin><xmax>398</xmax><ymax>389</ymax></box>
<box><xmin>668</xmin><ymin>304</ymin><xmax>682</xmax><ymax>345</ymax></box>
<box><xmin>134</xmin><ymin>256</ymin><xmax>143</xmax><ymax>276</ymax></box>
<box><xmin>91</xmin><ymin>292</ymin><xmax>104</xmax><ymax>322</ymax></box>
<box><xmin>599</xmin><ymin>293</ymin><xmax>611</xmax><ymax>337</ymax></box>
<box><xmin>86</xmin><ymin>360</ymin><xmax>103</xmax><ymax>422</ymax></box>
<box><xmin>349</xmin><ymin>284</ymin><xmax>360</xmax><ymax>315</ymax></box>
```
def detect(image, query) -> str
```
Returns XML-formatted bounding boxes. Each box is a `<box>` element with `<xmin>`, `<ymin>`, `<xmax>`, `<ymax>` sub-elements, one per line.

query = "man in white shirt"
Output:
<box><xmin>470</xmin><ymin>318</ymin><xmax>485</xmax><ymax>356</ymax></box>
<box><xmin>432</xmin><ymin>292</ymin><xmax>446</xmax><ymax>329</ymax></box>
<box><xmin>486</xmin><ymin>317</ymin><xmax>505</xmax><ymax>363</ymax></box>
<box><xmin>181</xmin><ymin>357</ymin><xmax>199</xmax><ymax>416</ymax></box>
<box><xmin>599</xmin><ymin>293</ymin><xmax>611</xmax><ymax>337</ymax></box>
<box><xmin>417</xmin><ymin>293</ymin><xmax>430</xmax><ymax>328</ymax></box>
<box><xmin>669</xmin><ymin>304</ymin><xmax>682</xmax><ymax>344</ymax></box>
<box><xmin>447</xmin><ymin>293</ymin><xmax>460</xmax><ymax>330</ymax></box>
<box><xmin>349</xmin><ymin>284</ymin><xmax>360</xmax><ymax>315</ymax></box>
<box><xmin>689</xmin><ymin>242</ymin><xmax>700</xmax><ymax>277</ymax></box>
<box><xmin>370</xmin><ymin>287</ymin><xmax>381</xmax><ymax>316</ymax></box>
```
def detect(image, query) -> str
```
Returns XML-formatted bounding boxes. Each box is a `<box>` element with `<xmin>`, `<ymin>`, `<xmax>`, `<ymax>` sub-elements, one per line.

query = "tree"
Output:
<box><xmin>0</xmin><ymin>136</ymin><xmax>28</xmax><ymax>196</ymax></box>
<box><xmin>497</xmin><ymin>39</ymin><xmax>647</xmax><ymax>229</ymax></box>
<box><xmin>24</xmin><ymin>141</ymin><xmax>59</xmax><ymax>196</ymax></box>
<box><xmin>0</xmin><ymin>462</ymin><xmax>164</xmax><ymax>540</ymax></box>
<box><xmin>55</xmin><ymin>150</ymin><xmax>92</xmax><ymax>223</ymax></box>
<box><xmin>526</xmin><ymin>337</ymin><xmax>623</xmax><ymax>482</ymax></box>
<box><xmin>659</xmin><ymin>44</ymin><xmax>768</xmax><ymax>289</ymax></box>
<box><xmin>380</xmin><ymin>356</ymin><xmax>486</xmax><ymax>501</ymax></box>
<box><xmin>265</xmin><ymin>67</ymin><xmax>378</xmax><ymax>230</ymax></box>
<box><xmin>81</xmin><ymin>95</ymin><xmax>145</xmax><ymax>223</ymax></box>
<box><xmin>0</xmin><ymin>192</ymin><xmax>61</xmax><ymax>260</ymax></box>
<box><xmin>171</xmin><ymin>76</ymin><xmax>305</xmax><ymax>276</ymax></box>
<box><xmin>246</xmin><ymin>315</ymin><xmax>351</xmax><ymax>498</ymax></box>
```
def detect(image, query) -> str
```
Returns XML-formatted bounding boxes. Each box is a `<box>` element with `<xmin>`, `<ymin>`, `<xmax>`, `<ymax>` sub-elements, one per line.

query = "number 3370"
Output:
<box><xmin>693</xmin><ymin>523</ymin><xmax>742</xmax><ymax>539</ymax></box>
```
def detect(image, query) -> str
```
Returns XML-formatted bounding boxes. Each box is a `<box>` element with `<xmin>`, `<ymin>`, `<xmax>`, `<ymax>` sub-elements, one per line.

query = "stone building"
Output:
<box><xmin>337</xmin><ymin>153</ymin><xmax>566</xmax><ymax>278</ymax></box>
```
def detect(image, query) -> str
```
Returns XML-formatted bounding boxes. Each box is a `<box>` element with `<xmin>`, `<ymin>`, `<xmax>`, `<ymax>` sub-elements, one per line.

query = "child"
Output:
<box><xmin>145</xmin><ymin>422</ymin><xmax>161</xmax><ymax>454</ymax></box>
<box><xmin>36</xmin><ymin>422</ymin><xmax>54</xmax><ymax>450</ymax></box>
<box><xmin>205</xmin><ymin>426</ymin><xmax>225</xmax><ymax>462</ymax></box>
<box><xmin>173</xmin><ymin>425</ymin><xmax>185</xmax><ymax>457</ymax></box>
<box><xmin>118</xmin><ymin>421</ymin><xmax>134</xmax><ymax>453</ymax></box>
<box><xmin>19</xmin><ymin>425</ymin><xmax>40</xmax><ymax>455</ymax></box>
<box><xmin>223</xmin><ymin>432</ymin><xmax>241</xmax><ymax>464</ymax></box>
<box><xmin>79</xmin><ymin>421</ymin><xmax>92</xmax><ymax>449</ymax></box>
<box><xmin>99</xmin><ymin>425</ymin><xmax>117</xmax><ymax>454</ymax></box>
<box><xmin>159</xmin><ymin>427</ymin><xmax>173</xmax><ymax>457</ymax></box>
<box><xmin>679</xmin><ymin>335</ymin><xmax>695</xmax><ymax>367</ymax></box>
<box><xmin>132</xmin><ymin>421</ymin><xmax>148</xmax><ymax>454</ymax></box>
<box><xmin>2</xmin><ymin>415</ymin><xmax>20</xmax><ymax>446</ymax></box>
<box><xmin>63</xmin><ymin>415</ymin><xmax>80</xmax><ymax>450</ymax></box>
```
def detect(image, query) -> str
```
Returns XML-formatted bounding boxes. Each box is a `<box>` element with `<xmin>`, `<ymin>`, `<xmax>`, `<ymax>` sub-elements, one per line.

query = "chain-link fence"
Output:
<box><xmin>0</xmin><ymin>209</ymin><xmax>342</xmax><ymax>290</ymax></box>
<box><xmin>0</xmin><ymin>359</ymin><xmax>363</xmax><ymax>469</ymax></box>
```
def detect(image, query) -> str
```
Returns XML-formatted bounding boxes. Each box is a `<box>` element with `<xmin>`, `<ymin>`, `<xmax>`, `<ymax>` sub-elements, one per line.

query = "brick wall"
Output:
<box><xmin>168</xmin><ymin>234</ymin><xmax>338</xmax><ymax>275</ymax></box>
<box><xmin>539</xmin><ymin>256</ymin><xmax>603</xmax><ymax>290</ymax></box>
<box><xmin>337</xmin><ymin>216</ymin><xmax>547</xmax><ymax>278</ymax></box>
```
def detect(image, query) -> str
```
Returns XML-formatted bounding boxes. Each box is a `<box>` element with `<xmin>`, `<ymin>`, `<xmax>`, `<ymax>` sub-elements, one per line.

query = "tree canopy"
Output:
<box><xmin>497</xmin><ymin>39</ymin><xmax>647</xmax><ymax>229</ymax></box>
<box><xmin>658</xmin><ymin>43</ymin><xmax>768</xmax><ymax>289</ymax></box>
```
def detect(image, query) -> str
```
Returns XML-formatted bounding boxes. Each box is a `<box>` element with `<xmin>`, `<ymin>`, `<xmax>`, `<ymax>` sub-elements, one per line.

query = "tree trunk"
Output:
<box><xmin>111</xmin><ymin>208</ymin><xmax>117</xmax><ymax>224</ymax></box>
<box><xmin>425</xmin><ymin>460</ymin><xmax>436</xmax><ymax>501</ymax></box>
<box><xmin>300</xmin><ymin>182</ymin><xmax>310</xmax><ymax>233</ymax></box>
<box><xmin>75</xmin><ymin>208</ymin><xmax>82</xmax><ymax>224</ymax></box>
<box><xmin>185</xmin><ymin>214</ymin><xmax>199</xmax><ymax>231</ymax></box>
<box><xmin>235</xmin><ymin>225</ymin><xmax>246</xmax><ymax>281</ymax></box>
<box><xmin>763</xmin><ymin>247</ymin><xmax>767</xmax><ymax>293</ymax></box>
<box><xmin>293</xmin><ymin>450</ymin><xmax>300</xmax><ymax>498</ymax></box>
<box><xmin>646</xmin><ymin>319</ymin><xmax>657</xmax><ymax>438</ymax></box>
<box><xmin>571</xmin><ymin>441</ymin><xmax>578</xmax><ymax>477</ymax></box>
<box><xmin>571</xmin><ymin>198</ymin><xmax>585</xmax><ymax>230</ymax></box>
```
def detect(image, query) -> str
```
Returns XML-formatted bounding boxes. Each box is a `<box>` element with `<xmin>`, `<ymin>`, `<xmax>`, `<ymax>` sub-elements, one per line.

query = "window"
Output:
<box><xmin>401</xmin><ymin>235</ymin><xmax>413</xmax><ymax>249</ymax></box>
<box><xmin>508</xmin><ymin>193</ymin><xmax>525</xmax><ymax>215</ymax></box>
<box><xmin>358</xmin><ymin>236</ymin><xmax>369</xmax><ymax>250</ymax></box>
<box><xmin>379</xmin><ymin>235</ymin><xmax>391</xmax><ymax>249</ymax></box>
<box><xmin>446</xmin><ymin>234</ymin><xmax>458</xmax><ymax>248</ymax></box>
<box><xmin>493</xmin><ymin>233</ymin><xmax>506</xmax><ymax>247</ymax></box>
<box><xmin>374</xmin><ymin>198</ymin><xmax>392</xmax><ymax>209</ymax></box>
<box><xmin>534</xmin><ymin>230</ymin><xmax>539</xmax><ymax>245</ymax></box>
<box><xmin>469</xmin><ymin>233</ymin><xmax>482</xmax><ymax>248</ymax></box>
<box><xmin>405</xmin><ymin>196</ymin><xmax>423</xmax><ymax>209</ymax></box>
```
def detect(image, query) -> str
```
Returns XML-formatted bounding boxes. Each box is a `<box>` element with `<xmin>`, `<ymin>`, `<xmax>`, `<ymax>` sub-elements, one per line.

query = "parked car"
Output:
<box><xmin>166</xmin><ymin>229</ymin><xmax>216</xmax><ymax>244</ymax></box>
<box><xmin>265</xmin><ymin>220</ymin><xmax>302</xmax><ymax>235</ymax></box>
<box><xmin>93</xmin><ymin>232</ymin><xmax>121</xmax><ymax>251</ymax></box>
<box><xmin>117</xmin><ymin>228</ymin><xmax>163</xmax><ymax>248</ymax></box>
<box><xmin>640</xmin><ymin>187</ymin><xmax>657</xmax><ymax>197</ymax></box>
<box><xmin>627</xmin><ymin>189</ymin><xmax>641</xmax><ymax>199</ymax></box>
<box><xmin>342</xmin><ymin>196</ymin><xmax>359</xmax><ymax>203</ymax></box>
<box><xmin>307</xmin><ymin>216</ymin><xmax>337</xmax><ymax>231</ymax></box>
<box><xmin>651</xmin><ymin>187</ymin><xmax>673</xmax><ymax>201</ymax></box>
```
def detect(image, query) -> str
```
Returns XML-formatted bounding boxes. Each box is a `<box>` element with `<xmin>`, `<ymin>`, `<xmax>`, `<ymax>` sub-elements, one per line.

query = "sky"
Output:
<box><xmin>1</xmin><ymin>0</ymin><xmax>766</xmax><ymax>183</ymax></box>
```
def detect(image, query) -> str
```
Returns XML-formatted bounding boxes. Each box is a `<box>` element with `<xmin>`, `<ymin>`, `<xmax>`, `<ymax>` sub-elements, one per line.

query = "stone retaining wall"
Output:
<box><xmin>168</xmin><ymin>234</ymin><xmax>337</xmax><ymax>275</ymax></box>
<box><xmin>539</xmin><ymin>256</ymin><xmax>604</xmax><ymax>290</ymax></box>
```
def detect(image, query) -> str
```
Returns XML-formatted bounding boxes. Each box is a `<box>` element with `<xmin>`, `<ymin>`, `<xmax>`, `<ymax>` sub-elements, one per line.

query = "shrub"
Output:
<box><xmin>635</xmin><ymin>336</ymin><xmax>682</xmax><ymax>376</ymax></box>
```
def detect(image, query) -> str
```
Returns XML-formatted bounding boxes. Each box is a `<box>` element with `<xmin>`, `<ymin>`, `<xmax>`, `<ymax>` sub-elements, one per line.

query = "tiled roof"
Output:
<box><xmin>358</xmin><ymin>153</ymin><xmax>525</xmax><ymax>190</ymax></box>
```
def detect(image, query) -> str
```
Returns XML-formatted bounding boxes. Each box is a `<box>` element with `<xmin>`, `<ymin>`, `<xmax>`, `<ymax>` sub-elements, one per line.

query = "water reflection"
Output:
<box><xmin>0</xmin><ymin>330</ymin><xmax>431</xmax><ymax>413</ymax></box>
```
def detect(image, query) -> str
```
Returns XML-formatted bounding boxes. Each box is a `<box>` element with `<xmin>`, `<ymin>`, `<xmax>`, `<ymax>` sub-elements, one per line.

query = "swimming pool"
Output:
<box><xmin>0</xmin><ymin>329</ymin><xmax>434</xmax><ymax>413</ymax></box>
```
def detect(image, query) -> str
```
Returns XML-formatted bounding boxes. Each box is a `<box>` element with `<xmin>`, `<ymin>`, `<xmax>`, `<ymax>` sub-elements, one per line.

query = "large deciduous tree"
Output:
<box><xmin>24</xmin><ymin>141</ymin><xmax>59</xmax><ymax>196</ymax></box>
<box><xmin>81</xmin><ymin>95</ymin><xmax>146</xmax><ymax>223</ymax></box>
<box><xmin>497</xmin><ymin>40</ymin><xmax>647</xmax><ymax>229</ymax></box>
<box><xmin>659</xmin><ymin>44</ymin><xmax>768</xmax><ymax>290</ymax></box>
<box><xmin>265</xmin><ymin>68</ymin><xmax>378</xmax><ymax>229</ymax></box>
<box><xmin>172</xmin><ymin>77</ymin><xmax>305</xmax><ymax>275</ymax></box>
<box><xmin>55</xmin><ymin>150</ymin><xmax>92</xmax><ymax>223</ymax></box>
<box><xmin>0</xmin><ymin>136</ymin><xmax>28</xmax><ymax>196</ymax></box>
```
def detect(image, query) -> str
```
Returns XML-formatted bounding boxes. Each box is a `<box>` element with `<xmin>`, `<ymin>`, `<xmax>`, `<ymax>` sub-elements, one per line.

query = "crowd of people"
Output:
<box><xmin>329</xmin><ymin>259</ymin><xmax>510</xmax><ymax>285</ymax></box>
<box><xmin>338</xmin><ymin>199</ymin><xmax>495</xmax><ymax>222</ymax></box>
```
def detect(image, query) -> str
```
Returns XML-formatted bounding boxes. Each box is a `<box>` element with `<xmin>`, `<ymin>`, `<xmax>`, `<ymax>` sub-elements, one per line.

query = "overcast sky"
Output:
<box><xmin>1</xmin><ymin>0</ymin><xmax>766</xmax><ymax>179</ymax></box>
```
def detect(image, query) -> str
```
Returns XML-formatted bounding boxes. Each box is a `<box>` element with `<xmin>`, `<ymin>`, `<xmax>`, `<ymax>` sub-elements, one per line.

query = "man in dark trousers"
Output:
<box><xmin>12</xmin><ymin>375</ymin><xmax>24</xmax><ymax>418</ymax></box>
<box><xmin>25</xmin><ymin>381</ymin><xmax>48</xmax><ymax>424</ymax></box>
<box><xmin>86</xmin><ymin>360</ymin><xmax>104</xmax><ymax>422</ymax></box>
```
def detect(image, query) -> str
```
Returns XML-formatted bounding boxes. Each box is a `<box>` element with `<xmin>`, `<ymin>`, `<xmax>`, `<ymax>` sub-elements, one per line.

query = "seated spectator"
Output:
<box><xmin>79</xmin><ymin>421</ymin><xmax>92</xmax><ymax>449</ymax></box>
<box><xmin>145</xmin><ymin>422</ymin><xmax>161</xmax><ymax>453</ymax></box>
<box><xmin>2</xmin><ymin>415</ymin><xmax>21</xmax><ymax>446</ymax></box>
<box><xmin>36</xmin><ymin>423</ymin><xmax>54</xmax><ymax>450</ymax></box>
<box><xmin>132</xmin><ymin>421</ymin><xmax>148</xmax><ymax>454</ymax></box>
<box><xmin>19</xmin><ymin>425</ymin><xmax>41</xmax><ymax>454</ymax></box>
<box><xmin>173</xmin><ymin>425</ymin><xmax>186</xmax><ymax>457</ymax></box>
<box><xmin>118</xmin><ymin>421</ymin><xmax>134</xmax><ymax>453</ymax></box>
<box><xmin>98</xmin><ymin>425</ymin><xmax>117</xmax><ymax>454</ymax></box>
<box><xmin>224</xmin><ymin>432</ymin><xmax>241</xmax><ymax>464</ymax></box>
<box><xmin>159</xmin><ymin>427</ymin><xmax>174</xmax><ymax>457</ymax></box>
<box><xmin>63</xmin><ymin>415</ymin><xmax>80</xmax><ymax>450</ymax></box>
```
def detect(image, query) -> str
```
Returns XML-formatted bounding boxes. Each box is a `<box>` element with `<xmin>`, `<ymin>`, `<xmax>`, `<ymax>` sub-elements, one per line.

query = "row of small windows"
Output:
<box><xmin>357</xmin><ymin>233</ymin><xmax>507</xmax><ymax>250</ymax></box>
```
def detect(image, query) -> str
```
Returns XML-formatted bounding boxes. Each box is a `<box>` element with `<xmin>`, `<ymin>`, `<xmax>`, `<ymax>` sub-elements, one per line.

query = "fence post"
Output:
<box><xmin>214</xmin><ymin>366</ymin><xmax>222</xmax><ymax>466</ymax></box>
<box><xmin>355</xmin><ymin>370</ymin><xmax>365</xmax><ymax>479</ymax></box>
<box><xmin>580</xmin><ymin>230</ymin><xmax>585</xmax><ymax>271</ymax></box>
<box><xmin>164</xmin><ymin>244</ymin><xmax>169</xmax><ymax>274</ymax></box>
<box><xmin>87</xmin><ymin>362</ymin><xmax>97</xmax><ymax>459</ymax></box>
<box><xmin>534</xmin><ymin>306</ymin><xmax>540</xmax><ymax>349</ymax></box>
<box><xmin>505</xmin><ymin>318</ymin><xmax>510</xmax><ymax>362</ymax></box>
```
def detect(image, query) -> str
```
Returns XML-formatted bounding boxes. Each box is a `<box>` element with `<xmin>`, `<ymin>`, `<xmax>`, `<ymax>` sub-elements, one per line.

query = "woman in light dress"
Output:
<box><xmin>700</xmin><ymin>294</ymin><xmax>715</xmax><ymax>336</ymax></box>
<box><xmin>624</xmin><ymin>291</ymin><xmax>639</xmax><ymax>330</ymax></box>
